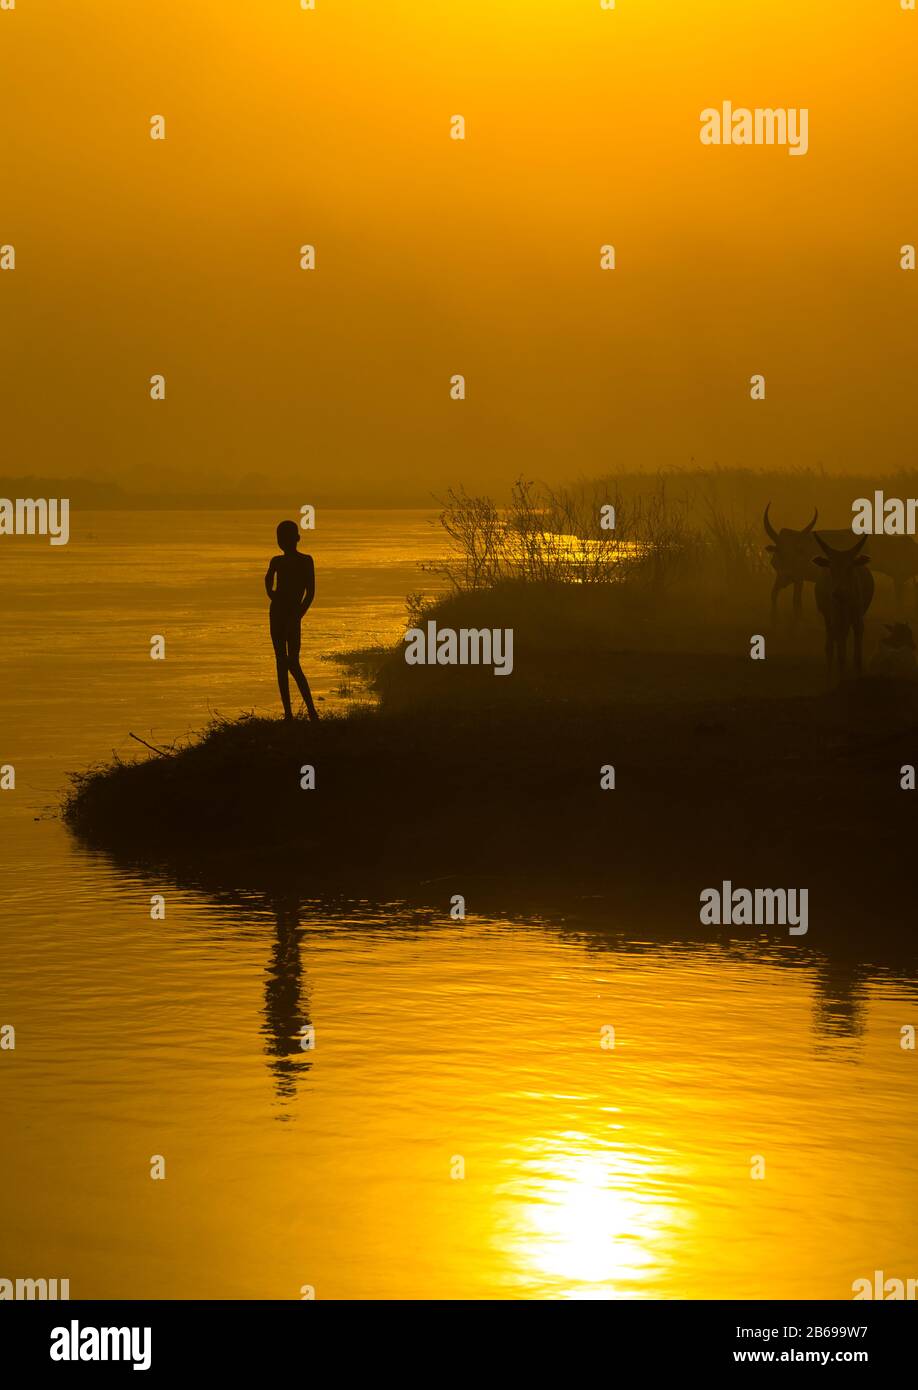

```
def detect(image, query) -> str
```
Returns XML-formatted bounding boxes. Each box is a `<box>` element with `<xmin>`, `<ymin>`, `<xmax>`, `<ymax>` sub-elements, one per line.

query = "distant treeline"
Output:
<box><xmin>3</xmin><ymin>467</ymin><xmax>916</xmax><ymax>518</ymax></box>
<box><xmin>0</xmin><ymin>477</ymin><xmax>433</xmax><ymax>510</ymax></box>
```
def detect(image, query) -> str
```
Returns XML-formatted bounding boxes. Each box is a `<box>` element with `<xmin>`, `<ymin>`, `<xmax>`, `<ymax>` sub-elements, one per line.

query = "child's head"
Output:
<box><xmin>276</xmin><ymin>520</ymin><xmax>300</xmax><ymax>553</ymax></box>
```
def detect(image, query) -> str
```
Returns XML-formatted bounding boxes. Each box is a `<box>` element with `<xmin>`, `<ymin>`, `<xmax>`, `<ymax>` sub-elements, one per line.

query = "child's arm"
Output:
<box><xmin>300</xmin><ymin>556</ymin><xmax>316</xmax><ymax>617</ymax></box>
<box><xmin>264</xmin><ymin>557</ymin><xmax>277</xmax><ymax>600</ymax></box>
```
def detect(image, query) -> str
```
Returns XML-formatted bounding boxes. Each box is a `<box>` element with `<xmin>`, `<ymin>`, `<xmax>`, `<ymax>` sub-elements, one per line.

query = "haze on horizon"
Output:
<box><xmin>0</xmin><ymin>0</ymin><xmax>915</xmax><ymax>504</ymax></box>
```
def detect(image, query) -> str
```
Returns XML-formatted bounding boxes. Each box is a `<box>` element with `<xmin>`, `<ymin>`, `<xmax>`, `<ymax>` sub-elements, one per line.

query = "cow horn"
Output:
<box><xmin>814</xmin><ymin>533</ymin><xmax>837</xmax><ymax>557</ymax></box>
<box><xmin>802</xmin><ymin>508</ymin><xmax>818</xmax><ymax>533</ymax></box>
<box><xmin>846</xmin><ymin>535</ymin><xmax>868</xmax><ymax>557</ymax></box>
<box><xmin>763</xmin><ymin>503</ymin><xmax>778</xmax><ymax>542</ymax></box>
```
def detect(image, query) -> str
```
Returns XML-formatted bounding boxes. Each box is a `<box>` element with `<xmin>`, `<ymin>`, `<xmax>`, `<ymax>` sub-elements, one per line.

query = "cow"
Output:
<box><xmin>764</xmin><ymin>504</ymin><xmax>918</xmax><ymax>620</ymax></box>
<box><xmin>764</xmin><ymin>504</ymin><xmax>826</xmax><ymax>621</ymax></box>
<box><xmin>812</xmin><ymin>534</ymin><xmax>874</xmax><ymax>679</ymax></box>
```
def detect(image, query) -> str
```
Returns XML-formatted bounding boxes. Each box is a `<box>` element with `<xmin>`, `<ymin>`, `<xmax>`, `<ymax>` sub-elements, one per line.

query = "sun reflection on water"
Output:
<box><xmin>495</xmin><ymin>1142</ymin><xmax>686</xmax><ymax>1299</ymax></box>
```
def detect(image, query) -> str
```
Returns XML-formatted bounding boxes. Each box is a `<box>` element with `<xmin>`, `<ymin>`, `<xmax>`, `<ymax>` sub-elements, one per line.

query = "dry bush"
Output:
<box><xmin>423</xmin><ymin>475</ymin><xmax>765</xmax><ymax>603</ymax></box>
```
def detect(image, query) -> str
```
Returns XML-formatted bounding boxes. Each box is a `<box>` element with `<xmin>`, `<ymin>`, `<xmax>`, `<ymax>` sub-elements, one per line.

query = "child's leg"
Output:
<box><xmin>286</xmin><ymin>622</ymin><xmax>318</xmax><ymax>720</ymax></box>
<box><xmin>270</xmin><ymin>612</ymin><xmax>293</xmax><ymax>717</ymax></box>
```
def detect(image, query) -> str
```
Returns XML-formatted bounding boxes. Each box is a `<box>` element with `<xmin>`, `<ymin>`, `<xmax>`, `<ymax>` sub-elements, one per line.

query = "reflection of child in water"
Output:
<box><xmin>264</xmin><ymin>520</ymin><xmax>318</xmax><ymax>720</ymax></box>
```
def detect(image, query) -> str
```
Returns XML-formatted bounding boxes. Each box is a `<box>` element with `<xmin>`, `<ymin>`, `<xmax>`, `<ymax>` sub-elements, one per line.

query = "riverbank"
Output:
<box><xmin>63</xmin><ymin>646</ymin><xmax>918</xmax><ymax>944</ymax></box>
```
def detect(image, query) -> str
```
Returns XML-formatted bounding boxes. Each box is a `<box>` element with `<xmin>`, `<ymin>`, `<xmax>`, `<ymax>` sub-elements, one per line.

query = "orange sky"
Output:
<box><xmin>0</xmin><ymin>0</ymin><xmax>915</xmax><ymax>500</ymax></box>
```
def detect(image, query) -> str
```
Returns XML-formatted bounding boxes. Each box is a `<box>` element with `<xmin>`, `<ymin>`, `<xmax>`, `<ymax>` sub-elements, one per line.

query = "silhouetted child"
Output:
<box><xmin>264</xmin><ymin>520</ymin><xmax>318</xmax><ymax>720</ymax></box>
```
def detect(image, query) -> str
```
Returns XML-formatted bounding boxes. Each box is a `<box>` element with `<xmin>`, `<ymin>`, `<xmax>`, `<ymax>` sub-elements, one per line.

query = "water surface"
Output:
<box><xmin>1</xmin><ymin>510</ymin><xmax>915</xmax><ymax>1299</ymax></box>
